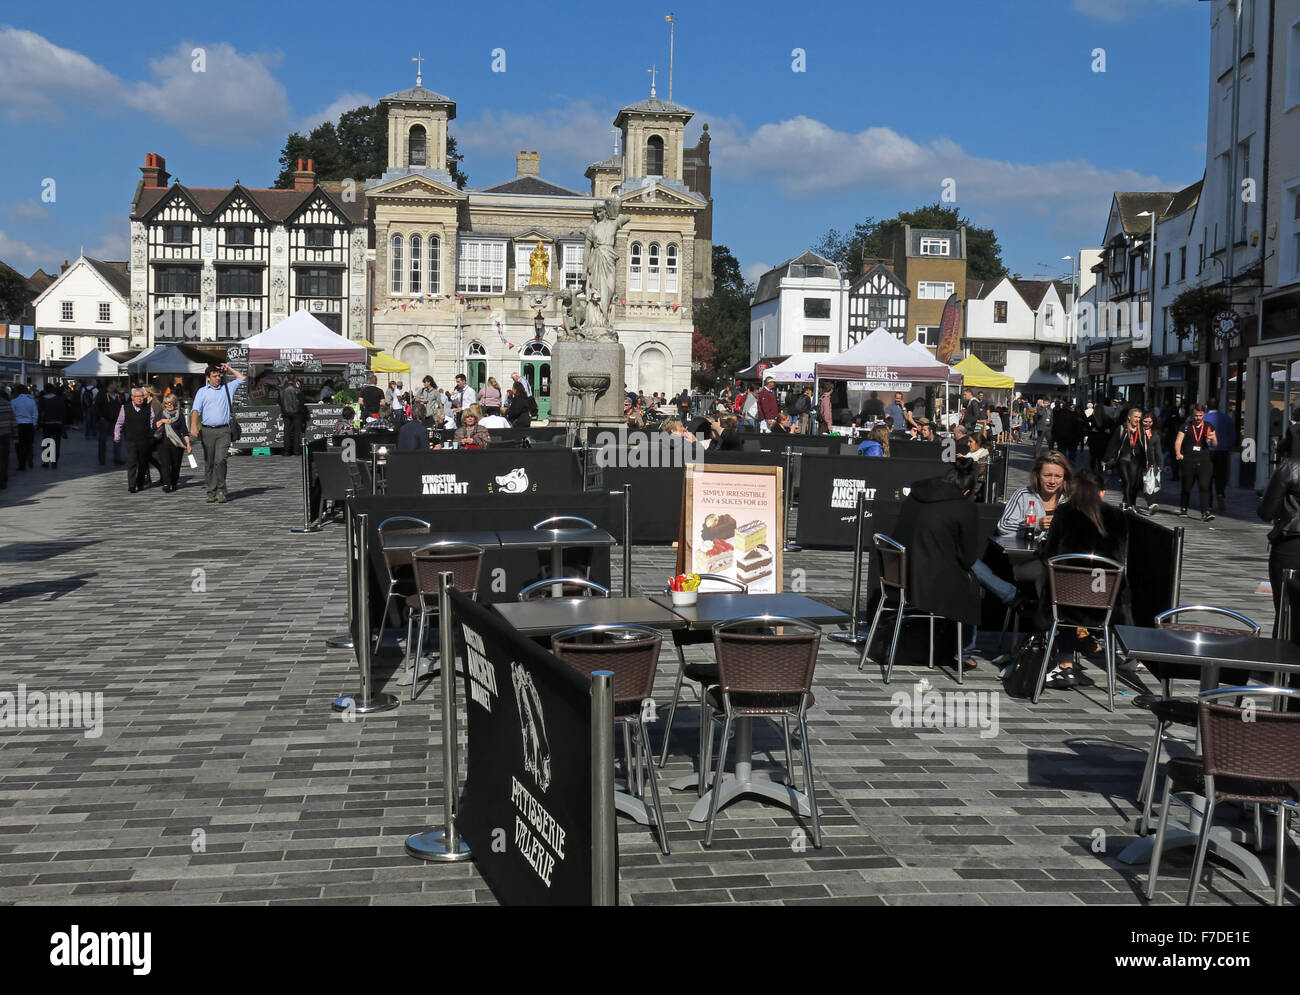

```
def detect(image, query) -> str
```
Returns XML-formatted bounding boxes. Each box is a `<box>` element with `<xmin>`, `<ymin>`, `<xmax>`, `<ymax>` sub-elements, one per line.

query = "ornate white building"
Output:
<box><xmin>365</xmin><ymin>77</ymin><xmax>711</xmax><ymax>419</ymax></box>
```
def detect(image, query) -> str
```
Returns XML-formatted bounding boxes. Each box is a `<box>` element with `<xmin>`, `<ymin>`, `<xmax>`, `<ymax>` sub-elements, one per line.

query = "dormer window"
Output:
<box><xmin>409</xmin><ymin>125</ymin><xmax>427</xmax><ymax>167</ymax></box>
<box><xmin>919</xmin><ymin>237</ymin><xmax>950</xmax><ymax>256</ymax></box>
<box><xmin>645</xmin><ymin>135</ymin><xmax>664</xmax><ymax>176</ymax></box>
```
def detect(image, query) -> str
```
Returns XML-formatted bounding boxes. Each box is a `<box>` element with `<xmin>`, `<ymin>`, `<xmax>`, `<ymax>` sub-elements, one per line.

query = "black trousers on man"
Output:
<box><xmin>1210</xmin><ymin>451</ymin><xmax>1230</xmax><ymax>504</ymax></box>
<box><xmin>282</xmin><ymin>412</ymin><xmax>305</xmax><ymax>456</ymax></box>
<box><xmin>1179</xmin><ymin>455</ymin><xmax>1212</xmax><ymax>514</ymax></box>
<box><xmin>0</xmin><ymin>433</ymin><xmax>9</xmax><ymax>488</ymax></box>
<box><xmin>15</xmin><ymin>424</ymin><xmax>34</xmax><ymax>470</ymax></box>
<box><xmin>123</xmin><ymin>438</ymin><xmax>153</xmax><ymax>491</ymax></box>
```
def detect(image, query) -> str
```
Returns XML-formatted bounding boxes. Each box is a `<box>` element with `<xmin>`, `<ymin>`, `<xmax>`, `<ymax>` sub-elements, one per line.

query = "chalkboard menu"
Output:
<box><xmin>306</xmin><ymin>404</ymin><xmax>344</xmax><ymax>443</ymax></box>
<box><xmin>273</xmin><ymin>358</ymin><xmax>323</xmax><ymax>373</ymax></box>
<box><xmin>345</xmin><ymin>362</ymin><xmax>368</xmax><ymax>389</ymax></box>
<box><xmin>226</xmin><ymin>344</ymin><xmax>250</xmax><ymax>406</ymax></box>
<box><xmin>232</xmin><ymin>405</ymin><xmax>283</xmax><ymax>449</ymax></box>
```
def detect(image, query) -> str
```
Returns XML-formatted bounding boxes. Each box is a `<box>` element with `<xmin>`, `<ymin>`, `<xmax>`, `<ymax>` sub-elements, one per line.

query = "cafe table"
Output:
<box><xmin>990</xmin><ymin>532</ymin><xmax>1043</xmax><ymax>566</ymax></box>
<box><xmin>1113</xmin><ymin>623</ymin><xmax>1300</xmax><ymax>886</ymax></box>
<box><xmin>495</xmin><ymin>527</ymin><xmax>617</xmax><ymax>587</ymax></box>
<box><xmin>648</xmin><ymin>592</ymin><xmax>849</xmax><ymax>823</ymax></box>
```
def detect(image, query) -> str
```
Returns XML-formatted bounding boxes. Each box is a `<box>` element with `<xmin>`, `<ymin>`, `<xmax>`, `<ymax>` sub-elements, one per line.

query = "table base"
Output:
<box><xmin>828</xmin><ymin>630</ymin><xmax>868</xmax><ymax>647</ymax></box>
<box><xmin>325</xmin><ymin>633</ymin><xmax>354</xmax><ymax>649</ymax></box>
<box><xmin>405</xmin><ymin>829</ymin><xmax>472</xmax><ymax>862</ymax></box>
<box><xmin>331</xmin><ymin>692</ymin><xmax>399</xmax><ymax>715</ymax></box>
<box><xmin>1118</xmin><ymin>821</ymin><xmax>1271</xmax><ymax>887</ymax></box>
<box><xmin>687</xmin><ymin>771</ymin><xmax>817</xmax><ymax>822</ymax></box>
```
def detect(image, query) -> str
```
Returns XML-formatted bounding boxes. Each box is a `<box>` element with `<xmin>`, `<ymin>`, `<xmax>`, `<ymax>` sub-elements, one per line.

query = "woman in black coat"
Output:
<box><xmin>1137</xmin><ymin>410</ymin><xmax>1163</xmax><ymax>514</ymax></box>
<box><xmin>505</xmin><ymin>381</ymin><xmax>533</xmax><ymax>428</ymax></box>
<box><xmin>1036</xmin><ymin>468</ymin><xmax>1130</xmax><ymax>688</ymax></box>
<box><xmin>893</xmin><ymin>458</ymin><xmax>982</xmax><ymax>667</ymax></box>
<box><xmin>1104</xmin><ymin>407</ymin><xmax>1146</xmax><ymax>512</ymax></box>
<box><xmin>1258</xmin><ymin>452</ymin><xmax>1300</xmax><ymax>634</ymax></box>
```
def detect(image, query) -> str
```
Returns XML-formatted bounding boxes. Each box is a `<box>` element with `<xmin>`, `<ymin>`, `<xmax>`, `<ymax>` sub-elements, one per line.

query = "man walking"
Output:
<box><xmin>757</xmin><ymin>377</ymin><xmax>779</xmax><ymax>431</ymax></box>
<box><xmin>1204</xmin><ymin>399</ymin><xmax>1235</xmax><ymax>513</ymax></box>
<box><xmin>114</xmin><ymin>386</ymin><xmax>155</xmax><ymax>493</ymax></box>
<box><xmin>451</xmin><ymin>373</ymin><xmax>476</xmax><ymax>424</ymax></box>
<box><xmin>278</xmin><ymin>375</ymin><xmax>305</xmax><ymax>457</ymax></box>
<box><xmin>94</xmin><ymin>382</ymin><xmax>124</xmax><ymax>466</ymax></box>
<box><xmin>189</xmin><ymin>363</ymin><xmax>246</xmax><ymax>504</ymax></box>
<box><xmin>11</xmin><ymin>385</ymin><xmax>36</xmax><ymax>471</ymax></box>
<box><xmin>793</xmin><ymin>385</ymin><xmax>813</xmax><ymax>433</ymax></box>
<box><xmin>358</xmin><ymin>374</ymin><xmax>384</xmax><ymax>420</ymax></box>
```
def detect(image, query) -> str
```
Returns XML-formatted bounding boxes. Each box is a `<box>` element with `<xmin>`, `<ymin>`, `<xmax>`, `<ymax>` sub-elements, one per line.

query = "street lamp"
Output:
<box><xmin>1137</xmin><ymin>209</ymin><xmax>1157</xmax><ymax>406</ymax></box>
<box><xmin>1061</xmin><ymin>253</ymin><xmax>1077</xmax><ymax>403</ymax></box>
<box><xmin>533</xmin><ymin>309</ymin><xmax>545</xmax><ymax>340</ymax></box>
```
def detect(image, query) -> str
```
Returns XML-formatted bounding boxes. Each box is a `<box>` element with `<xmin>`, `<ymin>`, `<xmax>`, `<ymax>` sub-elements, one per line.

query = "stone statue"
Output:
<box><xmin>582</xmin><ymin>196</ymin><xmax>630</xmax><ymax>341</ymax></box>
<box><xmin>558</xmin><ymin>288</ymin><xmax>587</xmax><ymax>340</ymax></box>
<box><xmin>528</xmin><ymin>242</ymin><xmax>550</xmax><ymax>287</ymax></box>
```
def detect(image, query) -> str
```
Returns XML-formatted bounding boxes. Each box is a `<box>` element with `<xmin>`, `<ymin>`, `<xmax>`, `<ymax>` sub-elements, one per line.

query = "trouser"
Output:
<box><xmin>1268</xmin><ymin>536</ymin><xmax>1300</xmax><ymax>637</ymax></box>
<box><xmin>16</xmin><ymin>424</ymin><xmax>34</xmax><ymax>469</ymax></box>
<box><xmin>972</xmin><ymin>558</ymin><xmax>1017</xmax><ymax>604</ymax></box>
<box><xmin>1210</xmin><ymin>451</ymin><xmax>1230</xmax><ymax>501</ymax></box>
<box><xmin>158</xmin><ymin>439</ymin><xmax>183</xmax><ymax>487</ymax></box>
<box><xmin>123</xmin><ymin>438</ymin><xmax>153</xmax><ymax>490</ymax></box>
<box><xmin>97</xmin><ymin>418</ymin><xmax>121</xmax><ymax>464</ymax></box>
<box><xmin>282</xmin><ymin>412</ymin><xmax>305</xmax><ymax>455</ymax></box>
<box><xmin>1117</xmin><ymin>458</ymin><xmax>1143</xmax><ymax>507</ymax></box>
<box><xmin>83</xmin><ymin>408</ymin><xmax>95</xmax><ymax>438</ymax></box>
<box><xmin>797</xmin><ymin>413</ymin><xmax>810</xmax><ymax>434</ymax></box>
<box><xmin>40</xmin><ymin>424</ymin><xmax>61</xmax><ymax>465</ymax></box>
<box><xmin>200</xmin><ymin>426</ymin><xmax>232</xmax><ymax>496</ymax></box>
<box><xmin>1179</xmin><ymin>455</ymin><xmax>1212</xmax><ymax>513</ymax></box>
<box><xmin>0</xmin><ymin>433</ymin><xmax>8</xmax><ymax>487</ymax></box>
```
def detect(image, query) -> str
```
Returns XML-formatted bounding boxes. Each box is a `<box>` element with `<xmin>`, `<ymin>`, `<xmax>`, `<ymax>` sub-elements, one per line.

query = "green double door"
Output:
<box><xmin>519</xmin><ymin>359</ymin><xmax>551</xmax><ymax>422</ymax></box>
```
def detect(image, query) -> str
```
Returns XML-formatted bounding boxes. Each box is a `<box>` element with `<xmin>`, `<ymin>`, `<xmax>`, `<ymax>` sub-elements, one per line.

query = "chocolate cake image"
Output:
<box><xmin>737</xmin><ymin>543</ymin><xmax>774</xmax><ymax>585</ymax></box>
<box><xmin>700</xmin><ymin>512</ymin><xmax>737</xmax><ymax>542</ymax></box>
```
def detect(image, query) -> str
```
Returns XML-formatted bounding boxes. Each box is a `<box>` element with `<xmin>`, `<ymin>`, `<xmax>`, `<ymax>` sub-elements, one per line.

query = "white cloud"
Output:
<box><xmin>744</xmin><ymin>261</ymin><xmax>772</xmax><ymax>284</ymax></box>
<box><xmin>1071</xmin><ymin>0</ymin><xmax>1186</xmax><ymax>21</ymax></box>
<box><xmin>455</xmin><ymin>99</ymin><xmax>617</xmax><ymax>179</ymax></box>
<box><xmin>0</xmin><ymin>228</ymin><xmax>62</xmax><ymax>273</ymax></box>
<box><xmin>0</xmin><ymin>28</ymin><xmax>289</xmax><ymax>142</ymax></box>
<box><xmin>296</xmin><ymin>91</ymin><xmax>373</xmax><ymax>134</ymax></box>
<box><xmin>8</xmin><ymin>200</ymin><xmax>48</xmax><ymax>222</ymax></box>
<box><xmin>87</xmin><ymin>217</ymin><xmax>129</xmax><ymax>260</ymax></box>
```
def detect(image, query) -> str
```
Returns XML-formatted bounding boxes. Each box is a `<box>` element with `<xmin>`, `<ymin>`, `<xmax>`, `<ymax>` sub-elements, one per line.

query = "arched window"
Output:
<box><xmin>665</xmin><ymin>243</ymin><xmax>679</xmax><ymax>294</ymax></box>
<box><xmin>409</xmin><ymin>125</ymin><xmax>427</xmax><ymax>167</ymax></box>
<box><xmin>522</xmin><ymin>341</ymin><xmax>551</xmax><ymax>357</ymax></box>
<box><xmin>629</xmin><ymin>241</ymin><xmax>643</xmax><ymax>292</ymax></box>
<box><xmin>466</xmin><ymin>340</ymin><xmax>488</xmax><ymax>389</ymax></box>
<box><xmin>427</xmin><ymin>235</ymin><xmax>440</xmax><ymax>295</ymax></box>
<box><xmin>647</xmin><ymin>242</ymin><xmax>661</xmax><ymax>293</ymax></box>
<box><xmin>410</xmin><ymin>235</ymin><xmax>422</xmax><ymax>294</ymax></box>
<box><xmin>645</xmin><ymin>135</ymin><xmax>664</xmax><ymax>176</ymax></box>
<box><xmin>390</xmin><ymin>234</ymin><xmax>403</xmax><ymax>295</ymax></box>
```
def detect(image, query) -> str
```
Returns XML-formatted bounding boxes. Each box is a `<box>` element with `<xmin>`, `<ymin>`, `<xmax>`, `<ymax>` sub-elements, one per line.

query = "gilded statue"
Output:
<box><xmin>528</xmin><ymin>242</ymin><xmax>550</xmax><ymax>287</ymax></box>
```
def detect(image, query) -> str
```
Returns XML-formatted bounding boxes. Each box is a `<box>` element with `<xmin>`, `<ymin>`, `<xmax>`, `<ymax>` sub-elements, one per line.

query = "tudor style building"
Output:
<box><xmin>846</xmin><ymin>259</ymin><xmax>908</xmax><ymax>345</ymax></box>
<box><xmin>128</xmin><ymin>155</ymin><xmax>369</xmax><ymax>350</ymax></box>
<box><xmin>365</xmin><ymin>79</ymin><xmax>711</xmax><ymax>417</ymax></box>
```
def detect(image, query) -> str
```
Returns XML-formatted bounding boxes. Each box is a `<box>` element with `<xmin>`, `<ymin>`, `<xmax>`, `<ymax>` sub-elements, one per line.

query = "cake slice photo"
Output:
<box><xmin>736</xmin><ymin>543</ymin><xmax>774</xmax><ymax>586</ymax></box>
<box><xmin>735</xmin><ymin>519</ymin><xmax>768</xmax><ymax>553</ymax></box>
<box><xmin>700</xmin><ymin>512</ymin><xmax>737</xmax><ymax>543</ymax></box>
<box><xmin>696</xmin><ymin>537</ymin><xmax>735</xmax><ymax>575</ymax></box>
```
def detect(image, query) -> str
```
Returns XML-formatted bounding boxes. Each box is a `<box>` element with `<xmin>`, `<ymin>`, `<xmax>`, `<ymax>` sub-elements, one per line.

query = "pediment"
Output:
<box><xmin>367</xmin><ymin>174</ymin><xmax>466</xmax><ymax>200</ymax></box>
<box><xmin>621</xmin><ymin>184</ymin><xmax>702</xmax><ymax>208</ymax></box>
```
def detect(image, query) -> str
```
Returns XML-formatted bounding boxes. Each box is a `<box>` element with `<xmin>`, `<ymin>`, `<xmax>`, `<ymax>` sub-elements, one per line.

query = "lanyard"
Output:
<box><xmin>1129</xmin><ymin>428</ymin><xmax>1139</xmax><ymax>449</ymax></box>
<box><xmin>1192</xmin><ymin>421</ymin><xmax>1205</xmax><ymax>446</ymax></box>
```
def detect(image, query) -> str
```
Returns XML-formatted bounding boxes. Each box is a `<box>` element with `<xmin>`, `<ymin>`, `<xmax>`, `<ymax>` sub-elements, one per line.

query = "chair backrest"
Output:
<box><xmin>1046</xmin><ymin>554</ymin><xmax>1124</xmax><ymax>612</ymax></box>
<box><xmin>533</xmin><ymin>515</ymin><xmax>596</xmax><ymax>531</ymax></box>
<box><xmin>712</xmin><ymin>615</ymin><xmax>820</xmax><ymax>703</ymax></box>
<box><xmin>1199</xmin><ymin>687</ymin><xmax>1300</xmax><ymax>789</ymax></box>
<box><xmin>517</xmin><ymin>578</ymin><xmax>611</xmax><ymax>601</ymax></box>
<box><xmin>661</xmin><ymin>572</ymin><xmax>748</xmax><ymax>595</ymax></box>
<box><xmin>410</xmin><ymin>542</ymin><xmax>484</xmax><ymax>598</ymax></box>
<box><xmin>550</xmin><ymin>624</ymin><xmax>662</xmax><ymax>707</ymax></box>
<box><xmin>1154</xmin><ymin>605</ymin><xmax>1261</xmax><ymax>636</ymax></box>
<box><xmin>379</xmin><ymin>517</ymin><xmax>432</xmax><ymax>571</ymax></box>
<box><xmin>873</xmin><ymin>534</ymin><xmax>906</xmax><ymax>593</ymax></box>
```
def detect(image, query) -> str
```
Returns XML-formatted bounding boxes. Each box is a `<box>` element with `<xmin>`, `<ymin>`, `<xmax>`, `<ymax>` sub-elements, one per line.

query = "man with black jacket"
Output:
<box><xmin>1259</xmin><ymin>451</ymin><xmax>1300</xmax><ymax>632</ymax></box>
<box><xmin>114</xmin><ymin>386</ymin><xmax>155</xmax><ymax>493</ymax></box>
<box><xmin>279</xmin><ymin>376</ymin><xmax>305</xmax><ymax>456</ymax></box>
<box><xmin>94</xmin><ymin>382</ymin><xmax>124</xmax><ymax>466</ymax></box>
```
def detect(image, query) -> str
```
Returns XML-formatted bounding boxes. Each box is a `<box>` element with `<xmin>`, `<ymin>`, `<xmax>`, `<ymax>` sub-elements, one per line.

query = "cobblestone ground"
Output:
<box><xmin>0</xmin><ymin>431</ymin><xmax>1291</xmax><ymax>906</ymax></box>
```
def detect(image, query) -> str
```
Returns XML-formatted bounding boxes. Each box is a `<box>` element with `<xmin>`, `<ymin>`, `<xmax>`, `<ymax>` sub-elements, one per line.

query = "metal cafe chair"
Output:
<box><xmin>516</xmin><ymin>578</ymin><xmax>611</xmax><ymax>601</ymax></box>
<box><xmin>656</xmin><ymin>573</ymin><xmax>749</xmax><ymax>776</ymax></box>
<box><xmin>374</xmin><ymin>516</ymin><xmax>431</xmax><ymax>653</ymax></box>
<box><xmin>1147</xmin><ymin>686</ymin><xmax>1300</xmax><ymax>906</ymax></box>
<box><xmin>1134</xmin><ymin>606</ymin><xmax>1260</xmax><ymax>837</ymax></box>
<box><xmin>703</xmin><ymin>615</ymin><xmax>822</xmax><ymax>849</ymax></box>
<box><xmin>404</xmin><ymin>542</ymin><xmax>485</xmax><ymax>701</ymax></box>
<box><xmin>533</xmin><ymin>515</ymin><xmax>598</xmax><ymax>580</ymax></box>
<box><xmin>551</xmin><ymin>623</ymin><xmax>670</xmax><ymax>854</ymax></box>
<box><xmin>857</xmin><ymin>534</ymin><xmax>967</xmax><ymax>685</ymax></box>
<box><xmin>1032</xmin><ymin>553</ymin><xmax>1125</xmax><ymax>711</ymax></box>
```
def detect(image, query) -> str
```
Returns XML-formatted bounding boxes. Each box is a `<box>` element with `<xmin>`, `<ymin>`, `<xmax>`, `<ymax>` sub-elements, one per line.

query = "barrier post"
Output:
<box><xmin>783</xmin><ymin>448</ymin><xmax>802</xmax><ymax>552</ymax></box>
<box><xmin>591</xmin><ymin>670</ymin><xmax>617</xmax><ymax>906</ymax></box>
<box><xmin>333</xmin><ymin>512</ymin><xmax>399</xmax><ymax>714</ymax></box>
<box><xmin>621</xmin><ymin>485</ymin><xmax>632</xmax><ymax>596</ymax></box>
<box><xmin>407</xmin><ymin>571</ymin><xmax>473</xmax><ymax>861</ymax></box>
<box><xmin>290</xmin><ymin>441</ymin><xmax>321</xmax><ymax>533</ymax></box>
<box><xmin>325</xmin><ymin>488</ymin><xmax>357</xmax><ymax>649</ymax></box>
<box><xmin>829</xmin><ymin>488</ymin><xmax>868</xmax><ymax>646</ymax></box>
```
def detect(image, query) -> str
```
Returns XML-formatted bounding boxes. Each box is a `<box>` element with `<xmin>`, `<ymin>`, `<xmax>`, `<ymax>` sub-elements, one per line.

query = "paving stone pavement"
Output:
<box><xmin>0</xmin><ymin>432</ymin><xmax>1293</xmax><ymax>906</ymax></box>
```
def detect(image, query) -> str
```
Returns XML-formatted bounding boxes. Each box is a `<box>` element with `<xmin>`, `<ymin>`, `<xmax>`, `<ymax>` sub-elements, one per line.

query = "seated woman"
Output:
<box><xmin>659</xmin><ymin>416</ymin><xmax>697</xmax><ymax>444</ymax></box>
<box><xmin>966</xmin><ymin>432</ymin><xmax>990</xmax><ymax>463</ymax></box>
<box><xmin>997</xmin><ymin>451</ymin><xmax>1071</xmax><ymax>537</ymax></box>
<box><xmin>894</xmin><ymin>457</ymin><xmax>982</xmax><ymax>669</ymax></box>
<box><xmin>397</xmin><ymin>402</ymin><xmax>433</xmax><ymax>450</ymax></box>
<box><xmin>770</xmin><ymin>411</ymin><xmax>794</xmax><ymax>434</ymax></box>
<box><xmin>332</xmin><ymin>406</ymin><xmax>357</xmax><ymax>437</ymax></box>
<box><xmin>857</xmin><ymin>425</ymin><xmax>890</xmax><ymax>457</ymax></box>
<box><xmin>1036</xmin><ymin>468</ymin><xmax>1130</xmax><ymax>689</ymax></box>
<box><xmin>453</xmin><ymin>405</ymin><xmax>490</xmax><ymax>449</ymax></box>
<box><xmin>713</xmin><ymin>413</ymin><xmax>744</xmax><ymax>451</ymax></box>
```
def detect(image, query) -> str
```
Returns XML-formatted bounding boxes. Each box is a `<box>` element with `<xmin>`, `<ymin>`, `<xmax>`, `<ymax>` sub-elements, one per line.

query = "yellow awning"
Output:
<box><xmin>357</xmin><ymin>339</ymin><xmax>379</xmax><ymax>351</ymax></box>
<box><xmin>953</xmin><ymin>354</ymin><xmax>1014</xmax><ymax>389</ymax></box>
<box><xmin>369</xmin><ymin>350</ymin><xmax>410</xmax><ymax>373</ymax></box>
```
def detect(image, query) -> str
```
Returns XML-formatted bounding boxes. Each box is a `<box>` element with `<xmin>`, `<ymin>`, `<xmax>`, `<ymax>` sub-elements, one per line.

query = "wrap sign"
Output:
<box><xmin>306</xmin><ymin>404</ymin><xmax>344</xmax><ymax>443</ymax></box>
<box><xmin>451</xmin><ymin>589</ymin><xmax>599</xmax><ymax>905</ymax></box>
<box><xmin>231</xmin><ymin>406</ymin><xmax>282</xmax><ymax>449</ymax></box>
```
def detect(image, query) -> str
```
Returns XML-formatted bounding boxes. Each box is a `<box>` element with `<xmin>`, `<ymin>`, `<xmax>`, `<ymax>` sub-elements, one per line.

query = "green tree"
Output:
<box><xmin>274</xmin><ymin>104</ymin><xmax>467</xmax><ymax>189</ymax></box>
<box><xmin>693</xmin><ymin>245</ymin><xmax>751</xmax><ymax>383</ymax></box>
<box><xmin>814</xmin><ymin>203</ymin><xmax>1007</xmax><ymax>284</ymax></box>
<box><xmin>0</xmin><ymin>264</ymin><xmax>34</xmax><ymax>323</ymax></box>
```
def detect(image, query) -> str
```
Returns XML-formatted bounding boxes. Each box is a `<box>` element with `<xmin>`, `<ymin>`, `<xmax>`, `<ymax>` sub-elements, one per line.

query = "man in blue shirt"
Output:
<box><xmin>189</xmin><ymin>363</ymin><xmax>246</xmax><ymax>503</ymax></box>
<box><xmin>1204</xmin><ymin>399</ymin><xmax>1236</xmax><ymax>513</ymax></box>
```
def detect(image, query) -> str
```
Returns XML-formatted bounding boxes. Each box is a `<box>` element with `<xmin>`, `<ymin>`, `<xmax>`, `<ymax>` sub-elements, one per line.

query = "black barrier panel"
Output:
<box><xmin>702</xmin><ymin>449</ymin><xmax>785</xmax><ymax>468</ymax></box>
<box><xmin>488</xmin><ymin>427</ymin><xmax>568</xmax><ymax>447</ymax></box>
<box><xmin>384</xmin><ymin>449</ymin><xmax>582</xmax><ymax>497</ymax></box>
<box><xmin>595</xmin><ymin>463</ymin><xmax>684</xmax><ymax>544</ymax></box>
<box><xmin>889</xmin><ymin>440</ymin><xmax>946</xmax><ymax>460</ymax></box>
<box><xmin>451</xmin><ymin>589</ymin><xmax>600</xmax><ymax>905</ymax></box>
<box><xmin>1126</xmin><ymin>512</ymin><xmax>1181</xmax><ymax>627</ymax></box>
<box><xmin>795</xmin><ymin>454</ymin><xmax>964</xmax><ymax>548</ymax></box>
<box><xmin>731</xmin><ymin>433</ymin><xmax>843</xmax><ymax>456</ymax></box>
<box><xmin>232</xmin><ymin>406</ymin><xmax>282</xmax><ymax>449</ymax></box>
<box><xmin>350</xmin><ymin>492</ymin><xmax>616</xmax><ymax>607</ymax></box>
<box><xmin>306</xmin><ymin>404</ymin><xmax>345</xmax><ymax>443</ymax></box>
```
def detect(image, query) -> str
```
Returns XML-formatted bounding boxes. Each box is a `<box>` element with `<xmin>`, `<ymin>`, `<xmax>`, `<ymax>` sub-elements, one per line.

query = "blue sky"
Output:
<box><xmin>0</xmin><ymin>0</ymin><xmax>1209</xmax><ymax>286</ymax></box>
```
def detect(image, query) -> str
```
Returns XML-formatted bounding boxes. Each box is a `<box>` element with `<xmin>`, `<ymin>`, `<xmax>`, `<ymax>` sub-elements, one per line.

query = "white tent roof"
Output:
<box><xmin>816</xmin><ymin>328</ymin><xmax>961</xmax><ymax>384</ymax></box>
<box><xmin>126</xmin><ymin>344</ymin><xmax>209</xmax><ymax>375</ymax></box>
<box><xmin>60</xmin><ymin>349</ymin><xmax>121</xmax><ymax>377</ymax></box>
<box><xmin>764</xmin><ymin>353</ymin><xmax>821</xmax><ymax>382</ymax></box>
<box><xmin>239</xmin><ymin>310</ymin><xmax>367</xmax><ymax>363</ymax></box>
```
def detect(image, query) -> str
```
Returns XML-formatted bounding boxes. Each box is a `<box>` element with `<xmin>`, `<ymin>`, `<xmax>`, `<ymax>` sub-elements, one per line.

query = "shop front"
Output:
<box><xmin>1251</xmin><ymin>289</ymin><xmax>1300</xmax><ymax>471</ymax></box>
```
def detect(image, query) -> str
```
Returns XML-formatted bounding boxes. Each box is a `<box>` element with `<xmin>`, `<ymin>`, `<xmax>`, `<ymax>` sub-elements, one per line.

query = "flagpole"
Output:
<box><xmin>666</xmin><ymin>13</ymin><xmax>676</xmax><ymax>102</ymax></box>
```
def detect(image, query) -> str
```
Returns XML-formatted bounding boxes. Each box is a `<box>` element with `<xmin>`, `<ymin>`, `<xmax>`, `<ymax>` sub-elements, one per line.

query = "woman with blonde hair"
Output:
<box><xmin>479</xmin><ymin>376</ymin><xmax>502</xmax><ymax>415</ymax></box>
<box><xmin>857</xmin><ymin>424</ymin><xmax>890</xmax><ymax>457</ymax></box>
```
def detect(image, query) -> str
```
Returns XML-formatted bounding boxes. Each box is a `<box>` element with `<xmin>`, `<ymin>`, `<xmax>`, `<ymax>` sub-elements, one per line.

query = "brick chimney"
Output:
<box><xmin>292</xmin><ymin>158</ymin><xmax>316</xmax><ymax>191</ymax></box>
<box><xmin>515</xmin><ymin>151</ymin><xmax>541</xmax><ymax>177</ymax></box>
<box><xmin>140</xmin><ymin>153</ymin><xmax>170</xmax><ymax>188</ymax></box>
<box><xmin>60</xmin><ymin>259</ymin><xmax>70</xmax><ymax>274</ymax></box>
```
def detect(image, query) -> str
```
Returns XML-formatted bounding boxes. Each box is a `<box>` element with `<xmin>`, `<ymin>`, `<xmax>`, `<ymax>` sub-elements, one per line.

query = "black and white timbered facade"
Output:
<box><xmin>847</xmin><ymin>262</ymin><xmax>908</xmax><ymax>345</ymax></box>
<box><xmin>129</xmin><ymin>155</ymin><xmax>368</xmax><ymax>349</ymax></box>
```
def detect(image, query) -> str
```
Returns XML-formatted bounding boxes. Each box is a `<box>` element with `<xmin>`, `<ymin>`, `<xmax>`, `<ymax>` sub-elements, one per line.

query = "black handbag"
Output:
<box><xmin>1001</xmin><ymin>635</ymin><xmax>1046</xmax><ymax>699</ymax></box>
<box><xmin>224</xmin><ymin>382</ymin><xmax>242</xmax><ymax>442</ymax></box>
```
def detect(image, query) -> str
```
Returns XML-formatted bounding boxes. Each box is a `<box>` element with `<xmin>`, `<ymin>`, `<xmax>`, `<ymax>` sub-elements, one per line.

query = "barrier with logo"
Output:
<box><xmin>451</xmin><ymin>589</ymin><xmax>609</xmax><ymax>904</ymax></box>
<box><xmin>384</xmin><ymin>449</ymin><xmax>582</xmax><ymax>497</ymax></box>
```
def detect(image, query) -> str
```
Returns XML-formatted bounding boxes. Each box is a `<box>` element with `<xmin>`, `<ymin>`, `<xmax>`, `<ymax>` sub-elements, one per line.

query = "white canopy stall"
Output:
<box><xmin>60</xmin><ymin>349</ymin><xmax>122</xmax><ymax>379</ymax></box>
<box><xmin>815</xmin><ymin>329</ymin><xmax>961</xmax><ymax>430</ymax></box>
<box><xmin>763</xmin><ymin>352</ymin><xmax>821</xmax><ymax>383</ymax></box>
<box><xmin>238</xmin><ymin>310</ymin><xmax>367</xmax><ymax>364</ymax></box>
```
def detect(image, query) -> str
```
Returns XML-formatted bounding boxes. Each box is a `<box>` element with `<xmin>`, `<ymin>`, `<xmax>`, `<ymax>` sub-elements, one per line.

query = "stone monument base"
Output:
<box><xmin>551</xmin><ymin>340</ymin><xmax>626</xmax><ymax>428</ymax></box>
